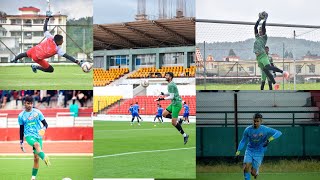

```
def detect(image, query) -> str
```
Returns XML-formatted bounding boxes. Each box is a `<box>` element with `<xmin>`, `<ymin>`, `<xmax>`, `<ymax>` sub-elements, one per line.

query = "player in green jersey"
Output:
<box><xmin>155</xmin><ymin>72</ymin><xmax>189</xmax><ymax>145</ymax></box>
<box><xmin>261</xmin><ymin>46</ymin><xmax>276</xmax><ymax>90</ymax></box>
<box><xmin>254</xmin><ymin>12</ymin><xmax>289</xmax><ymax>90</ymax></box>
<box><xmin>19</xmin><ymin>96</ymin><xmax>50</xmax><ymax>180</ymax></box>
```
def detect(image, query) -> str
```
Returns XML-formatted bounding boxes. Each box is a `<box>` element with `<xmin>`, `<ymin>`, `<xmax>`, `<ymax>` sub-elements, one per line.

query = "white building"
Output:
<box><xmin>0</xmin><ymin>6</ymin><xmax>67</xmax><ymax>62</ymax></box>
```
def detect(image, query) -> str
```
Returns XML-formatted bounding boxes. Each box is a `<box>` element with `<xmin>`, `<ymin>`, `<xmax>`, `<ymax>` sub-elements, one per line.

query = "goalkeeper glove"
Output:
<box><xmin>38</xmin><ymin>128</ymin><xmax>46</xmax><ymax>136</ymax></box>
<box><xmin>234</xmin><ymin>150</ymin><xmax>240</xmax><ymax>161</ymax></box>
<box><xmin>263</xmin><ymin>12</ymin><xmax>268</xmax><ymax>20</ymax></box>
<box><xmin>155</xmin><ymin>97</ymin><xmax>165</xmax><ymax>101</ymax></box>
<box><xmin>20</xmin><ymin>140</ymin><xmax>26</xmax><ymax>153</ymax></box>
<box><xmin>235</xmin><ymin>150</ymin><xmax>240</xmax><ymax>156</ymax></box>
<box><xmin>76</xmin><ymin>60</ymin><xmax>85</xmax><ymax>67</ymax></box>
<box><xmin>263</xmin><ymin>136</ymin><xmax>274</xmax><ymax>147</ymax></box>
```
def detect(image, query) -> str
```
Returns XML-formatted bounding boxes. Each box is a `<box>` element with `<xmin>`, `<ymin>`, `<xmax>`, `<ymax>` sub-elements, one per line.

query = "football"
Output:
<box><xmin>141</xmin><ymin>80</ymin><xmax>149</xmax><ymax>87</ymax></box>
<box><xmin>62</xmin><ymin>178</ymin><xmax>72</xmax><ymax>180</ymax></box>
<box><xmin>81</xmin><ymin>62</ymin><xmax>92</xmax><ymax>73</ymax></box>
<box><xmin>259</xmin><ymin>11</ymin><xmax>268</xmax><ymax>20</ymax></box>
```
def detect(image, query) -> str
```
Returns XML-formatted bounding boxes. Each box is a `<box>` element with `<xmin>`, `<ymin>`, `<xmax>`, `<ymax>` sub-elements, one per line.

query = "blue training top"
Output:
<box><xmin>237</xmin><ymin>125</ymin><xmax>282</xmax><ymax>152</ymax></box>
<box><xmin>133</xmin><ymin>104</ymin><xmax>139</xmax><ymax>113</ymax></box>
<box><xmin>157</xmin><ymin>107</ymin><xmax>163</xmax><ymax>116</ymax></box>
<box><xmin>184</xmin><ymin>104</ymin><xmax>189</xmax><ymax>113</ymax></box>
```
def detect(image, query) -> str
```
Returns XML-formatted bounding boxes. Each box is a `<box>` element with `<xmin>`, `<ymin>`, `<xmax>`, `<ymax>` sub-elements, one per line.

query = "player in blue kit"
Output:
<box><xmin>177</xmin><ymin>101</ymin><xmax>190</xmax><ymax>125</ymax></box>
<box><xmin>235</xmin><ymin>113</ymin><xmax>282</xmax><ymax>180</ymax></box>
<box><xmin>183</xmin><ymin>101</ymin><xmax>190</xmax><ymax>124</ymax></box>
<box><xmin>130</xmin><ymin>104</ymin><xmax>140</xmax><ymax>126</ymax></box>
<box><xmin>154</xmin><ymin>104</ymin><xmax>164</xmax><ymax>123</ymax></box>
<box><xmin>18</xmin><ymin>96</ymin><xmax>50</xmax><ymax>180</ymax></box>
<box><xmin>133</xmin><ymin>102</ymin><xmax>143</xmax><ymax>122</ymax></box>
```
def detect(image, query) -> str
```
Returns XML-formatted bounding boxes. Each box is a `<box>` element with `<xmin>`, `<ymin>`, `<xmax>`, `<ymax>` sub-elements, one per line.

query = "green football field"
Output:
<box><xmin>197</xmin><ymin>172</ymin><xmax>320</xmax><ymax>180</ymax></box>
<box><xmin>0</xmin><ymin>156</ymin><xmax>92</xmax><ymax>180</ymax></box>
<box><xmin>197</xmin><ymin>159</ymin><xmax>320</xmax><ymax>180</ymax></box>
<box><xmin>196</xmin><ymin>83</ymin><xmax>320</xmax><ymax>90</ymax></box>
<box><xmin>94</xmin><ymin>121</ymin><xmax>196</xmax><ymax>179</ymax></box>
<box><xmin>0</xmin><ymin>65</ymin><xmax>92</xmax><ymax>89</ymax></box>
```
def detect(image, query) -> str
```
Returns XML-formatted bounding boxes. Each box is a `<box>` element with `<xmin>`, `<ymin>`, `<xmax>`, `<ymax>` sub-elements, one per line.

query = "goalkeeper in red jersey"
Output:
<box><xmin>11</xmin><ymin>16</ymin><xmax>83</xmax><ymax>73</ymax></box>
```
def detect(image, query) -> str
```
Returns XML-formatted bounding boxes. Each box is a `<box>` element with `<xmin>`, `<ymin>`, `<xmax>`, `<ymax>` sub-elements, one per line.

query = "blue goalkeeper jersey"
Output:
<box><xmin>238</xmin><ymin>125</ymin><xmax>282</xmax><ymax>152</ymax></box>
<box><xmin>133</xmin><ymin>104</ymin><xmax>139</xmax><ymax>113</ymax></box>
<box><xmin>184</xmin><ymin>104</ymin><xmax>189</xmax><ymax>113</ymax></box>
<box><xmin>129</xmin><ymin>106</ymin><xmax>134</xmax><ymax>115</ymax></box>
<box><xmin>157</xmin><ymin>107</ymin><xmax>163</xmax><ymax>116</ymax></box>
<box><xmin>18</xmin><ymin>108</ymin><xmax>45</xmax><ymax>139</ymax></box>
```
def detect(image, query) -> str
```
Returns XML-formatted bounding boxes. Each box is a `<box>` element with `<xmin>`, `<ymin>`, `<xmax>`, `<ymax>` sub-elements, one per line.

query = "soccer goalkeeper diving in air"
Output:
<box><xmin>11</xmin><ymin>16</ymin><xmax>83</xmax><ymax>73</ymax></box>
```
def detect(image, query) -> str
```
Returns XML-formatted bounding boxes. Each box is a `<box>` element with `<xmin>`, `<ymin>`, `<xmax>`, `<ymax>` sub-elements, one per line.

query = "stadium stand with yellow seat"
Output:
<box><xmin>93</xmin><ymin>68</ymin><xmax>129</xmax><ymax>86</ymax></box>
<box><xmin>93</xmin><ymin>96</ymin><xmax>122</xmax><ymax>112</ymax></box>
<box><xmin>106</xmin><ymin>95</ymin><xmax>196</xmax><ymax>115</ymax></box>
<box><xmin>127</xmin><ymin>66</ymin><xmax>196</xmax><ymax>79</ymax></box>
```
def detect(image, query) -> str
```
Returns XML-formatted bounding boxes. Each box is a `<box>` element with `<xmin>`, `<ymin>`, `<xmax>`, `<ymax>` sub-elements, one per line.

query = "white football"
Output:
<box><xmin>81</xmin><ymin>62</ymin><xmax>92</xmax><ymax>73</ymax></box>
<box><xmin>141</xmin><ymin>80</ymin><xmax>149</xmax><ymax>87</ymax></box>
<box><xmin>62</xmin><ymin>178</ymin><xmax>72</xmax><ymax>180</ymax></box>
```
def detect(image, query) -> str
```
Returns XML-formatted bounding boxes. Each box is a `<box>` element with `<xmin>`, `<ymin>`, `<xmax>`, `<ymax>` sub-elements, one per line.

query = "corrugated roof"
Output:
<box><xmin>94</xmin><ymin>18</ymin><xmax>195</xmax><ymax>50</ymax></box>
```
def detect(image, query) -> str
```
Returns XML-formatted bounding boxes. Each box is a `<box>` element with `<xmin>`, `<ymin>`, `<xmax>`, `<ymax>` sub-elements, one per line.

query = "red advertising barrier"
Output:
<box><xmin>0</xmin><ymin>127</ymin><xmax>93</xmax><ymax>141</ymax></box>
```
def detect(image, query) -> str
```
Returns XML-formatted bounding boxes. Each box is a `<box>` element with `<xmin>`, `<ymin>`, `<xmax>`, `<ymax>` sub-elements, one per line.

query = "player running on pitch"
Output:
<box><xmin>129</xmin><ymin>104</ymin><xmax>140</xmax><ymax>126</ymax></box>
<box><xmin>133</xmin><ymin>102</ymin><xmax>143</xmax><ymax>122</ymax></box>
<box><xmin>11</xmin><ymin>16</ymin><xmax>83</xmax><ymax>73</ymax></box>
<box><xmin>156</xmin><ymin>72</ymin><xmax>189</xmax><ymax>144</ymax></box>
<box><xmin>182</xmin><ymin>101</ymin><xmax>190</xmax><ymax>124</ymax></box>
<box><xmin>254</xmin><ymin>12</ymin><xmax>289</xmax><ymax>90</ymax></box>
<box><xmin>153</xmin><ymin>104</ymin><xmax>164</xmax><ymax>123</ymax></box>
<box><xmin>235</xmin><ymin>113</ymin><xmax>282</xmax><ymax>180</ymax></box>
<box><xmin>19</xmin><ymin>96</ymin><xmax>51</xmax><ymax>180</ymax></box>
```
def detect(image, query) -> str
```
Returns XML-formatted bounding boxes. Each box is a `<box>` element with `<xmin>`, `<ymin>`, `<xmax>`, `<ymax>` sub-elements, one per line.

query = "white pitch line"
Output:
<box><xmin>94</xmin><ymin>147</ymin><xmax>195</xmax><ymax>159</ymax></box>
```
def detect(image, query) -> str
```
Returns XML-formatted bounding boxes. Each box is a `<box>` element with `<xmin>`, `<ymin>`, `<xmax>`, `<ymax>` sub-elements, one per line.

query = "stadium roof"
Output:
<box><xmin>94</xmin><ymin>18</ymin><xmax>195</xmax><ymax>50</ymax></box>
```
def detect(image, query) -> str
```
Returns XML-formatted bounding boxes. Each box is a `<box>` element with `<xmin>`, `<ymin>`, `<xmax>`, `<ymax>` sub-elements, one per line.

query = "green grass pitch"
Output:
<box><xmin>0</xmin><ymin>156</ymin><xmax>92</xmax><ymax>180</ymax></box>
<box><xmin>196</xmin><ymin>83</ymin><xmax>320</xmax><ymax>90</ymax></box>
<box><xmin>0</xmin><ymin>65</ymin><xmax>92</xmax><ymax>89</ymax></box>
<box><xmin>197</xmin><ymin>172</ymin><xmax>320</xmax><ymax>180</ymax></box>
<box><xmin>196</xmin><ymin>159</ymin><xmax>320</xmax><ymax>180</ymax></box>
<box><xmin>94</xmin><ymin>121</ymin><xmax>196</xmax><ymax>179</ymax></box>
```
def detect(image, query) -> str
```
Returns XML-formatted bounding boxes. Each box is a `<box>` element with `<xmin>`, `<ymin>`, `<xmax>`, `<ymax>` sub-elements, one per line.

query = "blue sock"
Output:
<box><xmin>244</xmin><ymin>172</ymin><xmax>250</xmax><ymax>180</ymax></box>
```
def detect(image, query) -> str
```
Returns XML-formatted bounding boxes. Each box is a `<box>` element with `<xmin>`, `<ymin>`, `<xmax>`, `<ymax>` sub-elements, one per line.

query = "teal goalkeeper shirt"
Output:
<box><xmin>18</xmin><ymin>108</ymin><xmax>45</xmax><ymax>139</ymax></box>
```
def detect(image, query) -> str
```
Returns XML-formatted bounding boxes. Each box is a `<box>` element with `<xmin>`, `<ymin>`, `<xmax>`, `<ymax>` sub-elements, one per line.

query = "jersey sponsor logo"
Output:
<box><xmin>28</xmin><ymin>116</ymin><xmax>33</xmax><ymax>120</ymax></box>
<box><xmin>27</xmin><ymin>122</ymin><xmax>36</xmax><ymax>126</ymax></box>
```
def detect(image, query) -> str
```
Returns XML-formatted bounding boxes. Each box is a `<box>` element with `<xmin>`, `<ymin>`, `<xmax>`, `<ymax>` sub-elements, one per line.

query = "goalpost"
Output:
<box><xmin>56</xmin><ymin>112</ymin><xmax>75</xmax><ymax>127</ymax></box>
<box><xmin>0</xmin><ymin>113</ymin><xmax>8</xmax><ymax>128</ymax></box>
